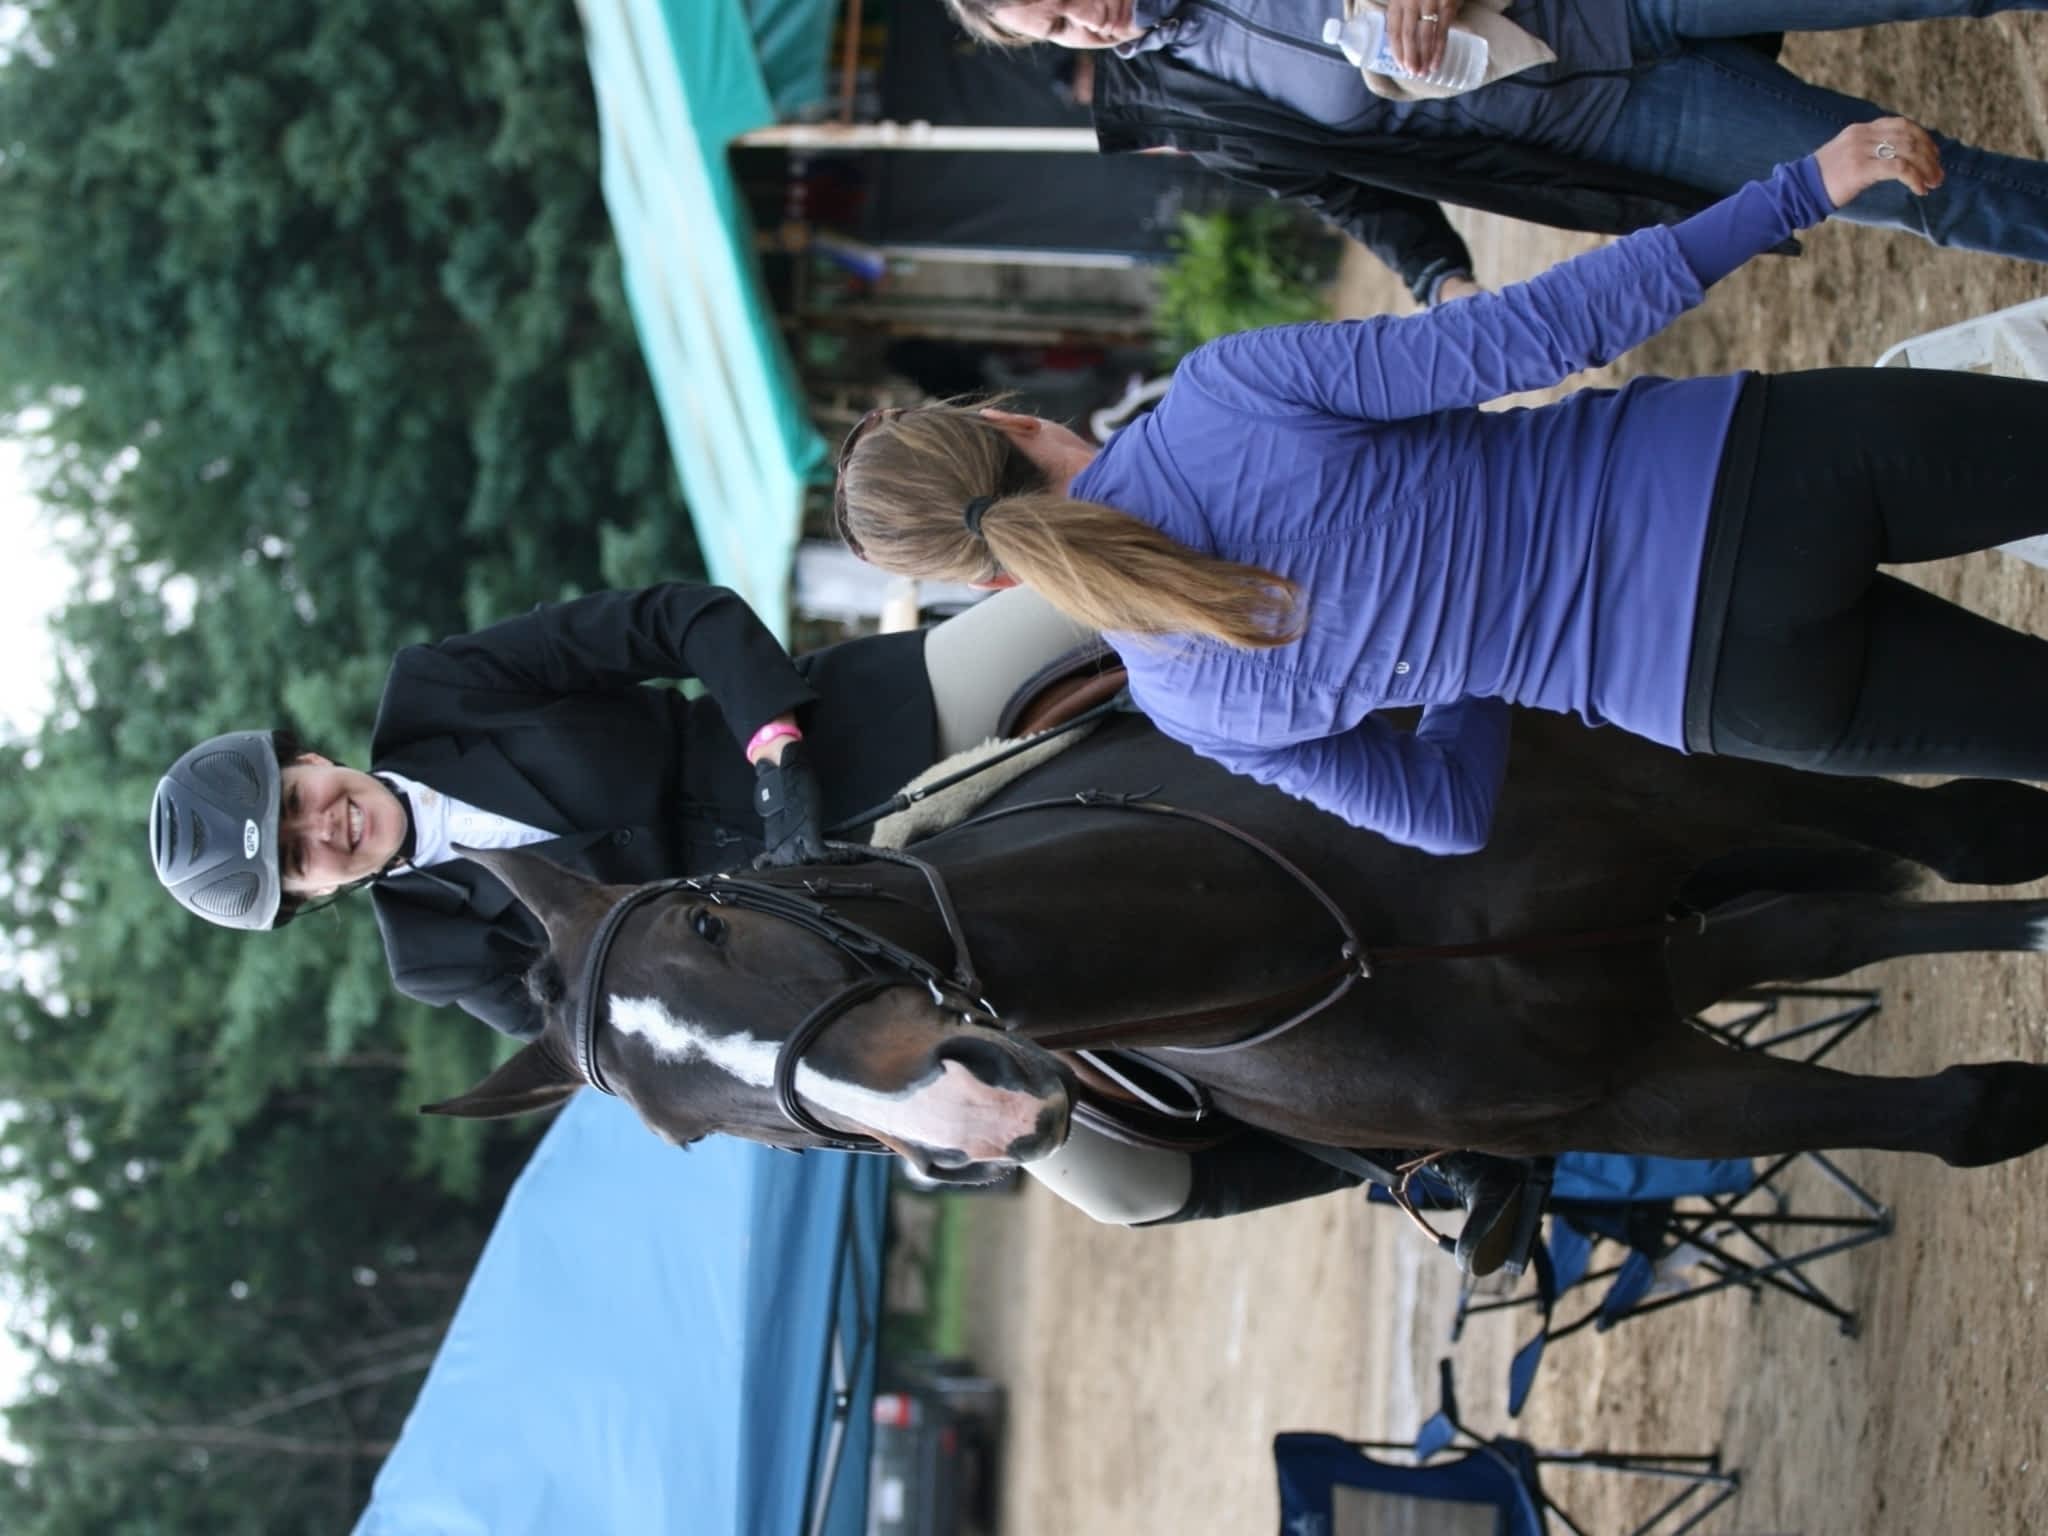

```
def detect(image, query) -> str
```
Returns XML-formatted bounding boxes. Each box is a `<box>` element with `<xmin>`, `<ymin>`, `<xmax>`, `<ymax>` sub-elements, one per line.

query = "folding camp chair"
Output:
<box><xmin>1442</xmin><ymin>988</ymin><xmax>1894</xmax><ymax>1412</ymax></box>
<box><xmin>1274</xmin><ymin>1361</ymin><xmax>1739</xmax><ymax>1536</ymax></box>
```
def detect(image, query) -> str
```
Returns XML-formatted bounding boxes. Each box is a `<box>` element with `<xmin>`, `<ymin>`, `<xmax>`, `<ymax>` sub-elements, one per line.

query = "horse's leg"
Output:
<box><xmin>1739</xmin><ymin>772</ymin><xmax>2048</xmax><ymax>887</ymax></box>
<box><xmin>1666</xmin><ymin>893</ymin><xmax>2048</xmax><ymax>1012</ymax></box>
<box><xmin>1551</xmin><ymin>1024</ymin><xmax>2048</xmax><ymax>1168</ymax></box>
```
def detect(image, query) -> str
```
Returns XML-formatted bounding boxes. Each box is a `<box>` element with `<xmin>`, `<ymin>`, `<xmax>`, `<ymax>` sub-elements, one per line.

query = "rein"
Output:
<box><xmin>568</xmin><ymin>787</ymin><xmax>1693</xmax><ymax>1145</ymax></box>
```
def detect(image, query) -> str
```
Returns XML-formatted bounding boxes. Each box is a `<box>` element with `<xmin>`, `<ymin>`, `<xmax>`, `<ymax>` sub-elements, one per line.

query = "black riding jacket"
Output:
<box><xmin>367</xmin><ymin>584</ymin><xmax>934</xmax><ymax>1039</ymax></box>
<box><xmin>1091</xmin><ymin>34</ymin><xmax>1785</xmax><ymax>303</ymax></box>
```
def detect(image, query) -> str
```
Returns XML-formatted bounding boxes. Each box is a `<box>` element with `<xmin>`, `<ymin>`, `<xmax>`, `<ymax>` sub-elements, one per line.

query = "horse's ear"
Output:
<box><xmin>458</xmin><ymin>844</ymin><xmax>605</xmax><ymax>947</ymax></box>
<box><xmin>421</xmin><ymin>1041</ymin><xmax>582</xmax><ymax>1121</ymax></box>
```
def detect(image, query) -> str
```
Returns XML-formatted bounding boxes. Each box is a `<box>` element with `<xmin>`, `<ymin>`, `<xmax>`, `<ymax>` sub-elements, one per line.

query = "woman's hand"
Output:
<box><xmin>1814</xmin><ymin>117</ymin><xmax>1943</xmax><ymax>208</ymax></box>
<box><xmin>746</xmin><ymin>712</ymin><xmax>802</xmax><ymax>765</ymax></box>
<box><xmin>1387</xmin><ymin>0</ymin><xmax>1462</xmax><ymax>78</ymax></box>
<box><xmin>1432</xmin><ymin>274</ymin><xmax>1486</xmax><ymax>306</ymax></box>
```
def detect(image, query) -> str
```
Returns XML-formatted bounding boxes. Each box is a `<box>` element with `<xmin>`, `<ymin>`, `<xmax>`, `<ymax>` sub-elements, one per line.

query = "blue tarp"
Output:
<box><xmin>351</xmin><ymin>1093</ymin><xmax>889</xmax><ymax>1536</ymax></box>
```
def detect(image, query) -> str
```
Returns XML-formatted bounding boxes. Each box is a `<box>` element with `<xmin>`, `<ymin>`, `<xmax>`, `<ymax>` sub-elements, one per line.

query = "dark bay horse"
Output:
<box><xmin>427</xmin><ymin>710</ymin><xmax>2048</xmax><ymax>1181</ymax></box>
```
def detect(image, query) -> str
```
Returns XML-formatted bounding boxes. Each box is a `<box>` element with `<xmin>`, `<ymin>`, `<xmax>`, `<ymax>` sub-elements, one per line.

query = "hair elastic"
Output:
<box><xmin>962</xmin><ymin>495</ymin><xmax>995</xmax><ymax>536</ymax></box>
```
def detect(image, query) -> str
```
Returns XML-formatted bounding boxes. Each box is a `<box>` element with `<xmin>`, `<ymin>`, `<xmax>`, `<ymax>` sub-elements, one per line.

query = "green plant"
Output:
<box><xmin>1153</xmin><ymin>204</ymin><xmax>1338</xmax><ymax>362</ymax></box>
<box><xmin>880</xmin><ymin>1191</ymin><xmax>973</xmax><ymax>1359</ymax></box>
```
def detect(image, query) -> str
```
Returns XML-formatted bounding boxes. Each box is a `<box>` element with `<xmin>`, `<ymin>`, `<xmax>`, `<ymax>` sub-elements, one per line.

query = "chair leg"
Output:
<box><xmin>1535</xmin><ymin>1450</ymin><xmax>1741</xmax><ymax>1536</ymax></box>
<box><xmin>1650</xmin><ymin>1146</ymin><xmax>1894</xmax><ymax>1336</ymax></box>
<box><xmin>1694</xmin><ymin>987</ymin><xmax>1881</xmax><ymax>1066</ymax></box>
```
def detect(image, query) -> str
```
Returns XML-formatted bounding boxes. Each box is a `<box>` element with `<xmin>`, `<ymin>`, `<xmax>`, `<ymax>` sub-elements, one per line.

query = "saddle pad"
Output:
<box><xmin>870</xmin><ymin>724</ymin><xmax>1100</xmax><ymax>849</ymax></box>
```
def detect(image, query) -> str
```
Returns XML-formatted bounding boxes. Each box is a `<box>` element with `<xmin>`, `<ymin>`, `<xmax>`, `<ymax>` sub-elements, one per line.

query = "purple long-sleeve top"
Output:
<box><xmin>1072</xmin><ymin>158</ymin><xmax>1835</xmax><ymax>854</ymax></box>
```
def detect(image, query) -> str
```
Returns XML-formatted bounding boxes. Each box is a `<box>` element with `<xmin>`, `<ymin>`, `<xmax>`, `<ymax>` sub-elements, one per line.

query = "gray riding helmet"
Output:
<box><xmin>150</xmin><ymin>730</ymin><xmax>284</xmax><ymax>930</ymax></box>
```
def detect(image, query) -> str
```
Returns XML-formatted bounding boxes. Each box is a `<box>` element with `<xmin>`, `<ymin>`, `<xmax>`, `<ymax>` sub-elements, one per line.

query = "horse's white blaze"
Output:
<box><xmin>607</xmin><ymin>995</ymin><xmax>1049</xmax><ymax>1160</ymax></box>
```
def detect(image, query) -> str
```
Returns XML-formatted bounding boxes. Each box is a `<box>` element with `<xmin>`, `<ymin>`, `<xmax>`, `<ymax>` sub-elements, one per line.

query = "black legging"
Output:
<box><xmin>1703</xmin><ymin>367</ymin><xmax>2048</xmax><ymax>778</ymax></box>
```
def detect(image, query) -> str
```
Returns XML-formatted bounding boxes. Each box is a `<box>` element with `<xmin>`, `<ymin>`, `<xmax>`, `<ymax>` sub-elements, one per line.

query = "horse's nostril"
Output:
<box><xmin>937</xmin><ymin>1035</ymin><xmax>1029</xmax><ymax>1095</ymax></box>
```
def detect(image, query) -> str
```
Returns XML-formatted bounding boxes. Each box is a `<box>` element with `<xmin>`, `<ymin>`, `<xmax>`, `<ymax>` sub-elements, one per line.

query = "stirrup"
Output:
<box><xmin>1389</xmin><ymin>1154</ymin><xmax>1552</xmax><ymax>1279</ymax></box>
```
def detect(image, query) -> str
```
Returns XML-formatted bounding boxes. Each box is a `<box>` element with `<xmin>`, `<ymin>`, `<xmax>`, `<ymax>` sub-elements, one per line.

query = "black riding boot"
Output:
<box><xmin>1149</xmin><ymin>1137</ymin><xmax>1547</xmax><ymax>1278</ymax></box>
<box><xmin>1425</xmin><ymin>1151</ymin><xmax>1551</xmax><ymax>1279</ymax></box>
<box><xmin>1288</xmin><ymin>1143</ymin><xmax>1549</xmax><ymax>1278</ymax></box>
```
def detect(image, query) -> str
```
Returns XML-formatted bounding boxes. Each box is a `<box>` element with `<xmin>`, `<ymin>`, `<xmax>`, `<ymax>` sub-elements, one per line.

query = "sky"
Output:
<box><xmin>0</xmin><ymin>438</ymin><xmax>61</xmax><ymax>1449</ymax></box>
<box><xmin>0</xmin><ymin>11</ymin><xmax>53</xmax><ymax>1456</ymax></box>
<box><xmin>0</xmin><ymin>9</ymin><xmax>54</xmax><ymax>743</ymax></box>
<box><xmin>0</xmin><ymin>439</ymin><xmax>66</xmax><ymax>734</ymax></box>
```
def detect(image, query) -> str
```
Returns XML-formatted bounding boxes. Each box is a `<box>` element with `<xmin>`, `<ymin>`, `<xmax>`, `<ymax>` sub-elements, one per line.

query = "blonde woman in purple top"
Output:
<box><xmin>834</xmin><ymin>120</ymin><xmax>2048</xmax><ymax>856</ymax></box>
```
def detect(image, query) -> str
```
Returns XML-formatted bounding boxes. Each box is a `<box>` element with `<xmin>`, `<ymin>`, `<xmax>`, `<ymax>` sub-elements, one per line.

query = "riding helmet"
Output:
<box><xmin>150</xmin><ymin>730</ymin><xmax>283</xmax><ymax>930</ymax></box>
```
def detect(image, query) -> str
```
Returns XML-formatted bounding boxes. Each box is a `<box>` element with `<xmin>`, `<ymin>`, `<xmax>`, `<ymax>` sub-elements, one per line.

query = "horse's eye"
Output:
<box><xmin>691</xmin><ymin>908</ymin><xmax>727</xmax><ymax>945</ymax></box>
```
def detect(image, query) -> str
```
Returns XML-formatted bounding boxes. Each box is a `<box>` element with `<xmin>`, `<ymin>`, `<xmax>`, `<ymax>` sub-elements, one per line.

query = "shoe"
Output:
<box><xmin>1432</xmin><ymin>1153</ymin><xmax>1546</xmax><ymax>1279</ymax></box>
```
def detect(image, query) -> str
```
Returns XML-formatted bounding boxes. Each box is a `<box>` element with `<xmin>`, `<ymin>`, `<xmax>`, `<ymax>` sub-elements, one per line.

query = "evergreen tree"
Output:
<box><xmin>0</xmin><ymin>0</ymin><xmax>710</xmax><ymax>1522</ymax></box>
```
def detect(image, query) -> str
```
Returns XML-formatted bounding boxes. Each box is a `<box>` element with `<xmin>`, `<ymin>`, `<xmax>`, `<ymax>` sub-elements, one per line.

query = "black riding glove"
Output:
<box><xmin>753</xmin><ymin>740</ymin><xmax>830</xmax><ymax>868</ymax></box>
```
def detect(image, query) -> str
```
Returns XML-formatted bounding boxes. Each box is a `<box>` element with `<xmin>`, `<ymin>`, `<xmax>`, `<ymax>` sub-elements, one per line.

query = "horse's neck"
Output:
<box><xmin>933</xmin><ymin>823</ymin><xmax>1343</xmax><ymax>1039</ymax></box>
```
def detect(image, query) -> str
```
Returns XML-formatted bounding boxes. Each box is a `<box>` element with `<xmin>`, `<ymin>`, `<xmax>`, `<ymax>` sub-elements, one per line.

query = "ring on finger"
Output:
<box><xmin>1874</xmin><ymin>141</ymin><xmax>1898</xmax><ymax>161</ymax></box>
<box><xmin>1420</xmin><ymin>11</ymin><xmax>1440</xmax><ymax>19</ymax></box>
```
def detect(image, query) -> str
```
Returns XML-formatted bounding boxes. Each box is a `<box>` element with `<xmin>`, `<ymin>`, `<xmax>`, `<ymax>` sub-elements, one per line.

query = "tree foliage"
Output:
<box><xmin>1152</xmin><ymin>203</ymin><xmax>1337</xmax><ymax>364</ymax></box>
<box><xmin>0</xmin><ymin>0</ymin><xmax>704</xmax><ymax>1523</ymax></box>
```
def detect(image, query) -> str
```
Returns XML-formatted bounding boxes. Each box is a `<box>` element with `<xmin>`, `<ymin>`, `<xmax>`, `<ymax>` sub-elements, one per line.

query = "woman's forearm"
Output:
<box><xmin>1669</xmin><ymin>157</ymin><xmax>1834</xmax><ymax>290</ymax></box>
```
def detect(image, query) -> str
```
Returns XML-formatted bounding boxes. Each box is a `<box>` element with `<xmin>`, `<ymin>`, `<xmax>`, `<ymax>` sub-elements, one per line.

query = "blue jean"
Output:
<box><xmin>1592</xmin><ymin>0</ymin><xmax>2048</xmax><ymax>262</ymax></box>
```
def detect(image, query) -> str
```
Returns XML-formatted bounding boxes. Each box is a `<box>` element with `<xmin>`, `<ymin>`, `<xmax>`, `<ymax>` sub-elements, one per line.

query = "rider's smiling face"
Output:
<box><xmin>278</xmin><ymin>756</ymin><xmax>406</xmax><ymax>897</ymax></box>
<box><xmin>986</xmin><ymin>0</ymin><xmax>1146</xmax><ymax>49</ymax></box>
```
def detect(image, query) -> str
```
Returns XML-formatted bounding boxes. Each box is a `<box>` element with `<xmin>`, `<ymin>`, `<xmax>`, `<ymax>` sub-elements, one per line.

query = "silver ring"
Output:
<box><xmin>1420</xmin><ymin>10</ymin><xmax>1440</xmax><ymax>19</ymax></box>
<box><xmin>1874</xmin><ymin>141</ymin><xmax>1898</xmax><ymax>160</ymax></box>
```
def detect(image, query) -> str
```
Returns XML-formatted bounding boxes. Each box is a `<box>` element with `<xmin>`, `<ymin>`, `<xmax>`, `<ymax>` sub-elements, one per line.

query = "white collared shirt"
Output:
<box><xmin>379</xmin><ymin>770</ymin><xmax>555</xmax><ymax>870</ymax></box>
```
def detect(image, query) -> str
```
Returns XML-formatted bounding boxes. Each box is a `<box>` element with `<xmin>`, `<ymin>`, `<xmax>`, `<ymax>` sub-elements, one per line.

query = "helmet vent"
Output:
<box><xmin>187</xmin><ymin>811</ymin><xmax>207</xmax><ymax>863</ymax></box>
<box><xmin>190</xmin><ymin>748</ymin><xmax>263</xmax><ymax>810</ymax></box>
<box><xmin>155</xmin><ymin>798</ymin><xmax>179</xmax><ymax>867</ymax></box>
<box><xmin>190</xmin><ymin>873</ymin><xmax>258</xmax><ymax>919</ymax></box>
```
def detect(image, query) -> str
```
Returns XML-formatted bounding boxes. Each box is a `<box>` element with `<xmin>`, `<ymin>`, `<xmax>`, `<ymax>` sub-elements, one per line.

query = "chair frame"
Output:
<box><xmin>1305</xmin><ymin>1362</ymin><xmax>1741</xmax><ymax>1536</ymax></box>
<box><xmin>1338</xmin><ymin>1437</ymin><xmax>1739</xmax><ymax>1536</ymax></box>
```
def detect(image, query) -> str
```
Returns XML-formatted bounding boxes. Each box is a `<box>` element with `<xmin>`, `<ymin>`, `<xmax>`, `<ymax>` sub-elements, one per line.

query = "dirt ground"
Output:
<box><xmin>957</xmin><ymin>17</ymin><xmax>2048</xmax><ymax>1536</ymax></box>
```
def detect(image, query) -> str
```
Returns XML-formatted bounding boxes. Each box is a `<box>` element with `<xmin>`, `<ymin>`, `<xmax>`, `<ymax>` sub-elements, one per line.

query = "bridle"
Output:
<box><xmin>568</xmin><ymin>843</ymin><xmax>995</xmax><ymax>1155</ymax></box>
<box><xmin>567</xmin><ymin>789</ymin><xmax>1691</xmax><ymax>1149</ymax></box>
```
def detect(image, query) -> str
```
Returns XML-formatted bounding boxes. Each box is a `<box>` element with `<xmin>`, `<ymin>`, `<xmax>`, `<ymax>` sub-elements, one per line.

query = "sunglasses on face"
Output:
<box><xmin>831</xmin><ymin>406</ymin><xmax>902</xmax><ymax>560</ymax></box>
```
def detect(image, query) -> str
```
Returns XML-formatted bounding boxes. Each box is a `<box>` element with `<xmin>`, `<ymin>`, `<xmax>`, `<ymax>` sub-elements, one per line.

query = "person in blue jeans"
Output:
<box><xmin>948</xmin><ymin>0</ymin><xmax>2048</xmax><ymax>303</ymax></box>
<box><xmin>834</xmin><ymin>121</ymin><xmax>2048</xmax><ymax>854</ymax></box>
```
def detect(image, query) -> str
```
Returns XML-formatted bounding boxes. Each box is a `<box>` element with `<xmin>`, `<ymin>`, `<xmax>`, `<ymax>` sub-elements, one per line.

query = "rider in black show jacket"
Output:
<box><xmin>367</xmin><ymin>582</ymin><xmax>934</xmax><ymax>1040</ymax></box>
<box><xmin>155</xmin><ymin>580</ymin><xmax>1529</xmax><ymax>1258</ymax></box>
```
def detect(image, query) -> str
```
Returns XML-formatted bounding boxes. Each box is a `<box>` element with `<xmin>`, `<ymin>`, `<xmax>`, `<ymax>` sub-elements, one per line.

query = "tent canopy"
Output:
<box><xmin>577</xmin><ymin>0</ymin><xmax>836</xmax><ymax>637</ymax></box>
<box><xmin>352</xmin><ymin>1094</ymin><xmax>888</xmax><ymax>1536</ymax></box>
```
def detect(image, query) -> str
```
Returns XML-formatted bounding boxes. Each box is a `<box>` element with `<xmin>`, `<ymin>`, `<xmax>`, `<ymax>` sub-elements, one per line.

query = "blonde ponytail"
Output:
<box><xmin>836</xmin><ymin>401</ymin><xmax>1302</xmax><ymax>650</ymax></box>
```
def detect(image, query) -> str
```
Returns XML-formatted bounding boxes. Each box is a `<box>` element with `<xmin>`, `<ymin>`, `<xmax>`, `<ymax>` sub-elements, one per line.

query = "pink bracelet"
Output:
<box><xmin>746</xmin><ymin>720</ymin><xmax>803</xmax><ymax>762</ymax></box>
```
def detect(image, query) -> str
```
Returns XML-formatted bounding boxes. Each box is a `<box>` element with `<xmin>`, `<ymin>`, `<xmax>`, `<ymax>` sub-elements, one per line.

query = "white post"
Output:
<box><xmin>737</xmin><ymin>121</ymin><xmax>1101</xmax><ymax>153</ymax></box>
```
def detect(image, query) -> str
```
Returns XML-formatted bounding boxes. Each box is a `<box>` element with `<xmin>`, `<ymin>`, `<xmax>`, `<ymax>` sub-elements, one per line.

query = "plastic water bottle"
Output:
<box><xmin>1323</xmin><ymin>12</ymin><xmax>1489</xmax><ymax>92</ymax></box>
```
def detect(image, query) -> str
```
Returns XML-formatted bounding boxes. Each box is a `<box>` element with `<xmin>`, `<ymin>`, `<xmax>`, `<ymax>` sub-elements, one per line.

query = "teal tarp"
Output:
<box><xmin>744</xmin><ymin>0</ymin><xmax>841</xmax><ymax>114</ymax></box>
<box><xmin>578</xmin><ymin>0</ymin><xmax>836</xmax><ymax>638</ymax></box>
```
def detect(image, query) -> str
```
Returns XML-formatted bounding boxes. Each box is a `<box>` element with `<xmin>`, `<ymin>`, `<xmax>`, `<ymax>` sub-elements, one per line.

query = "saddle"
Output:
<box><xmin>998</xmin><ymin>639</ymin><xmax>1128</xmax><ymax>739</ymax></box>
<box><xmin>997</xmin><ymin>643</ymin><xmax>1225</xmax><ymax>1149</ymax></box>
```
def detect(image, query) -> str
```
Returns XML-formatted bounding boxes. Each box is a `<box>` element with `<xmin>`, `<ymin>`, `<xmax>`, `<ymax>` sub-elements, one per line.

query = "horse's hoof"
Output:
<box><xmin>1941</xmin><ymin>1062</ymin><xmax>2048</xmax><ymax>1167</ymax></box>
